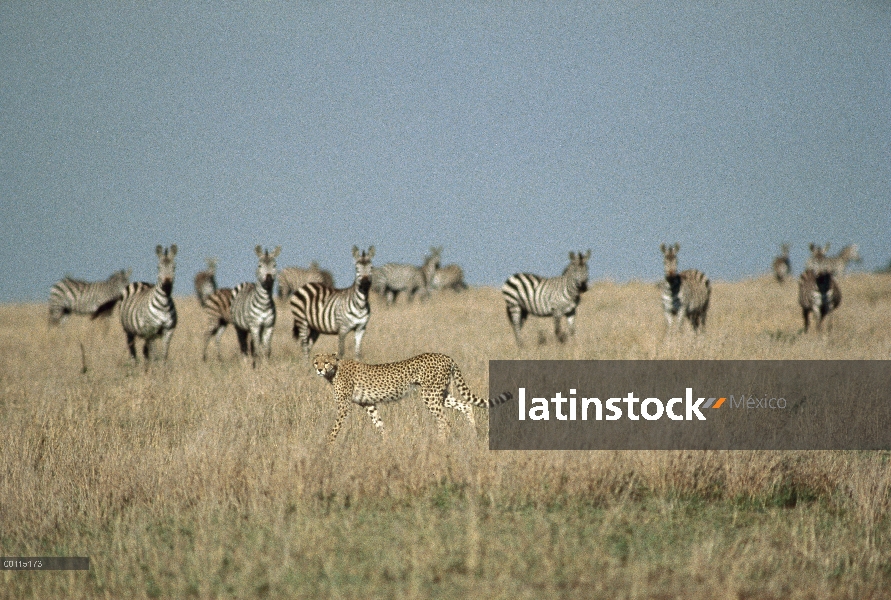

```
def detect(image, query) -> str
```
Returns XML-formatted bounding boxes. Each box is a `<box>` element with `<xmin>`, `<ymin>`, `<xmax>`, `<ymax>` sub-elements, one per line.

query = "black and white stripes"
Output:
<box><xmin>119</xmin><ymin>245</ymin><xmax>178</xmax><ymax>362</ymax></box>
<box><xmin>798</xmin><ymin>269</ymin><xmax>841</xmax><ymax>332</ymax></box>
<box><xmin>290</xmin><ymin>246</ymin><xmax>375</xmax><ymax>359</ymax></box>
<box><xmin>230</xmin><ymin>246</ymin><xmax>280</xmax><ymax>367</ymax></box>
<box><xmin>48</xmin><ymin>269</ymin><xmax>131</xmax><ymax>325</ymax></box>
<box><xmin>660</xmin><ymin>243</ymin><xmax>711</xmax><ymax>333</ymax></box>
<box><xmin>501</xmin><ymin>250</ymin><xmax>590</xmax><ymax>347</ymax></box>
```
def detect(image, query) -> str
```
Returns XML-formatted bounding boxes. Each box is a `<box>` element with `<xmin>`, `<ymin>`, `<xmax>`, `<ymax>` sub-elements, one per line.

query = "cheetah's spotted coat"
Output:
<box><xmin>314</xmin><ymin>352</ymin><xmax>512</xmax><ymax>442</ymax></box>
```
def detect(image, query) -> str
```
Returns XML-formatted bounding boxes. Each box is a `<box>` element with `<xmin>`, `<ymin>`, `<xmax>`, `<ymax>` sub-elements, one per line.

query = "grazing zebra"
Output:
<box><xmin>277</xmin><ymin>262</ymin><xmax>335</xmax><ymax>299</ymax></box>
<box><xmin>371</xmin><ymin>250</ymin><xmax>437</xmax><ymax>305</ymax></box>
<box><xmin>772</xmin><ymin>244</ymin><xmax>791</xmax><ymax>283</ymax></box>
<box><xmin>798</xmin><ymin>269</ymin><xmax>841</xmax><ymax>332</ymax></box>
<box><xmin>48</xmin><ymin>269</ymin><xmax>131</xmax><ymax>325</ymax></box>
<box><xmin>98</xmin><ymin>245</ymin><xmax>178</xmax><ymax>363</ymax></box>
<box><xmin>201</xmin><ymin>287</ymin><xmax>234</xmax><ymax>361</ymax></box>
<box><xmin>194</xmin><ymin>258</ymin><xmax>218</xmax><ymax>307</ymax></box>
<box><xmin>290</xmin><ymin>246</ymin><xmax>375</xmax><ymax>359</ymax></box>
<box><xmin>501</xmin><ymin>250</ymin><xmax>591</xmax><ymax>347</ymax></box>
<box><xmin>660</xmin><ymin>243</ymin><xmax>711</xmax><ymax>333</ymax></box>
<box><xmin>230</xmin><ymin>246</ymin><xmax>280</xmax><ymax>367</ymax></box>
<box><xmin>806</xmin><ymin>243</ymin><xmax>861</xmax><ymax>276</ymax></box>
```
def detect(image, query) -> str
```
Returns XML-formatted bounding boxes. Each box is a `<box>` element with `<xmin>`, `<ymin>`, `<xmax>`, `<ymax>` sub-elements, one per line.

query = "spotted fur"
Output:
<box><xmin>314</xmin><ymin>352</ymin><xmax>513</xmax><ymax>442</ymax></box>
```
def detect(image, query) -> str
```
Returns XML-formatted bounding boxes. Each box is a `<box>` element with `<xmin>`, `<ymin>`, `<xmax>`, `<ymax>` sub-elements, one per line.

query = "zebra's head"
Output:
<box><xmin>155</xmin><ymin>245</ymin><xmax>177</xmax><ymax>295</ymax></box>
<box><xmin>352</xmin><ymin>246</ymin><xmax>375</xmax><ymax>288</ymax></box>
<box><xmin>841</xmin><ymin>244</ymin><xmax>861</xmax><ymax>263</ymax></box>
<box><xmin>660</xmin><ymin>243</ymin><xmax>680</xmax><ymax>276</ymax></box>
<box><xmin>109</xmin><ymin>269</ymin><xmax>131</xmax><ymax>292</ymax></box>
<box><xmin>423</xmin><ymin>246</ymin><xmax>442</xmax><ymax>284</ymax></box>
<box><xmin>255</xmin><ymin>245</ymin><xmax>281</xmax><ymax>292</ymax></box>
<box><xmin>566</xmin><ymin>250</ymin><xmax>591</xmax><ymax>292</ymax></box>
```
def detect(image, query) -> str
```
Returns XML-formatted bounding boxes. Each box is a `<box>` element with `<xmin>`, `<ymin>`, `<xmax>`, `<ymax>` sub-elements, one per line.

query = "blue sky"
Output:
<box><xmin>1</xmin><ymin>2</ymin><xmax>888</xmax><ymax>301</ymax></box>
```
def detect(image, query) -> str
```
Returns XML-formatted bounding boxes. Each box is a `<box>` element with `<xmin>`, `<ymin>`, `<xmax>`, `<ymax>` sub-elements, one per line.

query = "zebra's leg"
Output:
<box><xmin>126</xmin><ymin>331</ymin><xmax>138</xmax><ymax>361</ymax></box>
<box><xmin>566</xmin><ymin>309</ymin><xmax>577</xmax><ymax>339</ymax></box>
<box><xmin>506</xmin><ymin>306</ymin><xmax>526</xmax><ymax>347</ymax></box>
<box><xmin>214</xmin><ymin>325</ymin><xmax>226</xmax><ymax>361</ymax></box>
<box><xmin>554</xmin><ymin>314</ymin><xmax>567</xmax><ymax>343</ymax></box>
<box><xmin>235</xmin><ymin>327</ymin><xmax>250</xmax><ymax>357</ymax></box>
<box><xmin>260</xmin><ymin>325</ymin><xmax>274</xmax><ymax>360</ymax></box>
<box><xmin>143</xmin><ymin>337</ymin><xmax>151</xmax><ymax>361</ymax></box>
<box><xmin>158</xmin><ymin>327</ymin><xmax>174</xmax><ymax>361</ymax></box>
<box><xmin>352</xmin><ymin>325</ymin><xmax>367</xmax><ymax>359</ymax></box>
<box><xmin>301</xmin><ymin>328</ymin><xmax>319</xmax><ymax>358</ymax></box>
<box><xmin>364</xmin><ymin>404</ymin><xmax>385</xmax><ymax>437</ymax></box>
<box><xmin>202</xmin><ymin>322</ymin><xmax>220</xmax><ymax>362</ymax></box>
<box><xmin>328</xmin><ymin>398</ymin><xmax>351</xmax><ymax>443</ymax></box>
<box><xmin>801</xmin><ymin>308</ymin><xmax>810</xmax><ymax>332</ymax></box>
<box><xmin>249</xmin><ymin>326</ymin><xmax>263</xmax><ymax>368</ymax></box>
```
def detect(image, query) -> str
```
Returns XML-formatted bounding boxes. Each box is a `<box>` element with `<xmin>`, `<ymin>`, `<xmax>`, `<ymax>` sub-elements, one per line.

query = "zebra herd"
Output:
<box><xmin>48</xmin><ymin>240</ymin><xmax>861</xmax><ymax>367</ymax></box>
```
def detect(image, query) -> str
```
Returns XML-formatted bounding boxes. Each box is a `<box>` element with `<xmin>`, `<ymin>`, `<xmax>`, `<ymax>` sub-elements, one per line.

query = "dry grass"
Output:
<box><xmin>1</xmin><ymin>274</ymin><xmax>890</xmax><ymax>598</ymax></box>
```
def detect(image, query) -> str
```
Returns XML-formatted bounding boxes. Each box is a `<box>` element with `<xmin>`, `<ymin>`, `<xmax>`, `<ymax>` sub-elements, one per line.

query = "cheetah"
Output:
<box><xmin>313</xmin><ymin>352</ymin><xmax>513</xmax><ymax>443</ymax></box>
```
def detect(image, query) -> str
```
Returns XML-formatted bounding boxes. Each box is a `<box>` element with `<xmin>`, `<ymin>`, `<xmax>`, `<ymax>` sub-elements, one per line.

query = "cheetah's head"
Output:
<box><xmin>313</xmin><ymin>354</ymin><xmax>339</xmax><ymax>380</ymax></box>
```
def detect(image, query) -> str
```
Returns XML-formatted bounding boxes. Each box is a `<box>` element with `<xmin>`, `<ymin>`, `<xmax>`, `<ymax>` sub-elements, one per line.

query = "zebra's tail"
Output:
<box><xmin>91</xmin><ymin>296</ymin><xmax>121</xmax><ymax>320</ymax></box>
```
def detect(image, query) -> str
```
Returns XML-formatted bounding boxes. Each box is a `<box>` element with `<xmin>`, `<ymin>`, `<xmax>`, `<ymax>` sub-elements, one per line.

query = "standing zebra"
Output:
<box><xmin>194</xmin><ymin>258</ymin><xmax>218</xmax><ymax>307</ymax></box>
<box><xmin>290</xmin><ymin>246</ymin><xmax>375</xmax><ymax>359</ymax></box>
<box><xmin>772</xmin><ymin>244</ymin><xmax>791</xmax><ymax>283</ymax></box>
<box><xmin>660</xmin><ymin>243</ymin><xmax>711</xmax><ymax>333</ymax></box>
<box><xmin>201</xmin><ymin>287</ymin><xmax>234</xmax><ymax>361</ymax></box>
<box><xmin>371</xmin><ymin>250</ymin><xmax>436</xmax><ymax>305</ymax></box>
<box><xmin>798</xmin><ymin>269</ymin><xmax>841</xmax><ymax>332</ymax></box>
<box><xmin>804</xmin><ymin>243</ymin><xmax>831</xmax><ymax>273</ymax></box>
<box><xmin>230</xmin><ymin>246</ymin><xmax>280</xmax><ymax>367</ymax></box>
<box><xmin>431</xmin><ymin>264</ymin><xmax>468</xmax><ymax>292</ymax></box>
<box><xmin>48</xmin><ymin>269</ymin><xmax>131</xmax><ymax>325</ymax></box>
<box><xmin>501</xmin><ymin>250</ymin><xmax>591</xmax><ymax>347</ymax></box>
<box><xmin>806</xmin><ymin>243</ymin><xmax>861</xmax><ymax>276</ymax></box>
<box><xmin>277</xmin><ymin>262</ymin><xmax>335</xmax><ymax>299</ymax></box>
<box><xmin>98</xmin><ymin>245</ymin><xmax>178</xmax><ymax>363</ymax></box>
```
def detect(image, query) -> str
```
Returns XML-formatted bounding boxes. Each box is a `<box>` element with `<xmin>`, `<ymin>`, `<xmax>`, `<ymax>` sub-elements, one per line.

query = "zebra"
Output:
<box><xmin>804</xmin><ymin>243</ymin><xmax>831</xmax><ymax>273</ymax></box>
<box><xmin>501</xmin><ymin>250</ymin><xmax>591</xmax><ymax>347</ymax></box>
<box><xmin>798</xmin><ymin>269</ymin><xmax>841</xmax><ymax>332</ymax></box>
<box><xmin>277</xmin><ymin>262</ymin><xmax>335</xmax><ymax>299</ymax></box>
<box><xmin>371</xmin><ymin>250</ymin><xmax>437</xmax><ymax>305</ymax></box>
<box><xmin>660</xmin><ymin>243</ymin><xmax>711</xmax><ymax>333</ymax></box>
<box><xmin>290</xmin><ymin>246</ymin><xmax>375</xmax><ymax>359</ymax></box>
<box><xmin>201</xmin><ymin>287</ymin><xmax>234</xmax><ymax>361</ymax></box>
<box><xmin>806</xmin><ymin>243</ymin><xmax>861</xmax><ymax>276</ymax></box>
<box><xmin>772</xmin><ymin>244</ymin><xmax>791</xmax><ymax>283</ymax></box>
<box><xmin>431</xmin><ymin>264</ymin><xmax>468</xmax><ymax>292</ymax></box>
<box><xmin>194</xmin><ymin>258</ymin><xmax>218</xmax><ymax>307</ymax></box>
<box><xmin>230</xmin><ymin>246</ymin><xmax>280</xmax><ymax>367</ymax></box>
<box><xmin>48</xmin><ymin>269</ymin><xmax>131</xmax><ymax>325</ymax></box>
<box><xmin>95</xmin><ymin>245</ymin><xmax>178</xmax><ymax>363</ymax></box>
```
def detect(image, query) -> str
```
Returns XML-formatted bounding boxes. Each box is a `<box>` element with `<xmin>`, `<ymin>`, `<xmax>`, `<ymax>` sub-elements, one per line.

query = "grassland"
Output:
<box><xmin>1</xmin><ymin>274</ymin><xmax>890</xmax><ymax>598</ymax></box>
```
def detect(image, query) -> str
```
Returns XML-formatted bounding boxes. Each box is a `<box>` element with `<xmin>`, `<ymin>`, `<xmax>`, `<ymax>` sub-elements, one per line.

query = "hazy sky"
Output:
<box><xmin>2</xmin><ymin>2</ymin><xmax>888</xmax><ymax>302</ymax></box>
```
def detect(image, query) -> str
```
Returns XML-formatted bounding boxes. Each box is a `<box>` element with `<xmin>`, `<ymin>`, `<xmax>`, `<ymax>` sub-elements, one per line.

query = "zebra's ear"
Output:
<box><xmin>367</xmin><ymin>246</ymin><xmax>375</xmax><ymax>259</ymax></box>
<box><xmin>673</xmin><ymin>243</ymin><xmax>680</xmax><ymax>252</ymax></box>
<box><xmin>255</xmin><ymin>245</ymin><xmax>264</xmax><ymax>258</ymax></box>
<box><xmin>659</xmin><ymin>243</ymin><xmax>666</xmax><ymax>254</ymax></box>
<box><xmin>569</xmin><ymin>251</ymin><xmax>576</xmax><ymax>261</ymax></box>
<box><xmin>126</xmin><ymin>269</ymin><xmax>132</xmax><ymax>280</ymax></box>
<box><xmin>156</xmin><ymin>245</ymin><xmax>164</xmax><ymax>257</ymax></box>
<box><xmin>271</xmin><ymin>246</ymin><xmax>281</xmax><ymax>259</ymax></box>
<box><xmin>169</xmin><ymin>244</ymin><xmax>177</xmax><ymax>257</ymax></box>
<box><xmin>352</xmin><ymin>246</ymin><xmax>360</xmax><ymax>259</ymax></box>
<box><xmin>823</xmin><ymin>243</ymin><xmax>831</xmax><ymax>252</ymax></box>
<box><xmin>583</xmin><ymin>249</ymin><xmax>591</xmax><ymax>261</ymax></box>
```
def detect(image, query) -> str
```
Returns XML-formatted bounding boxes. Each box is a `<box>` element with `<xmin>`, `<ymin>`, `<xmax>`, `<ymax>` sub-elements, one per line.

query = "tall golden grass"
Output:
<box><xmin>1</xmin><ymin>274</ymin><xmax>890</xmax><ymax>598</ymax></box>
